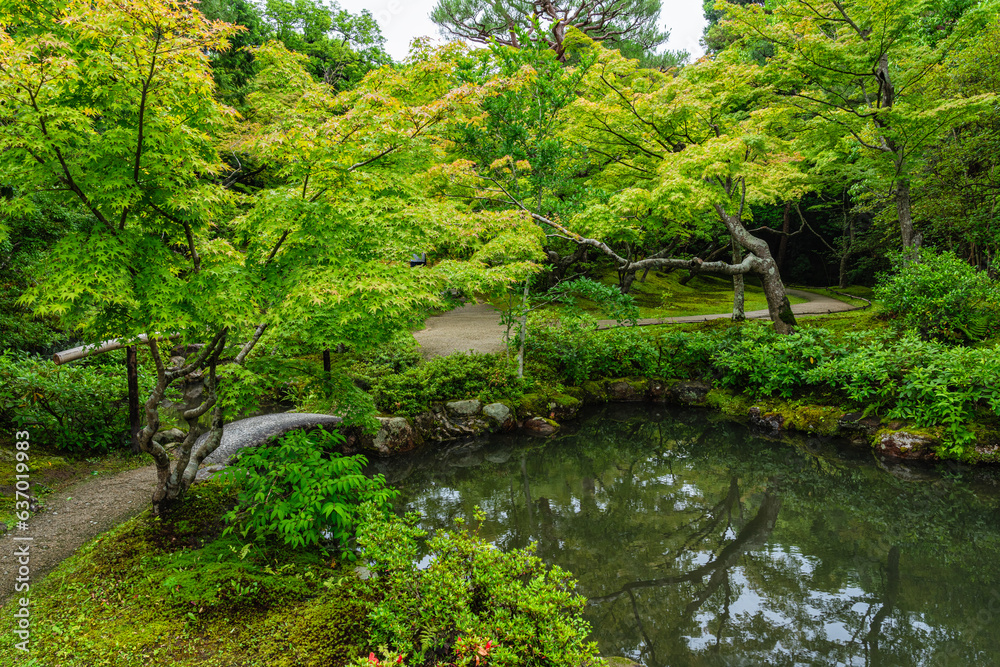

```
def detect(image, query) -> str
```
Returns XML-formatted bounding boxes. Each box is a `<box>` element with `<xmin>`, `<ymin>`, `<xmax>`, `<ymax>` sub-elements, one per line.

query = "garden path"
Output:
<box><xmin>0</xmin><ymin>464</ymin><xmax>156</xmax><ymax>606</ymax></box>
<box><xmin>412</xmin><ymin>288</ymin><xmax>858</xmax><ymax>358</ymax></box>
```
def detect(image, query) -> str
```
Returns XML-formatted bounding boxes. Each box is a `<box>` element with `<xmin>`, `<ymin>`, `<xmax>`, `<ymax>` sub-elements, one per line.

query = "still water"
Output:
<box><xmin>374</xmin><ymin>404</ymin><xmax>1000</xmax><ymax>667</ymax></box>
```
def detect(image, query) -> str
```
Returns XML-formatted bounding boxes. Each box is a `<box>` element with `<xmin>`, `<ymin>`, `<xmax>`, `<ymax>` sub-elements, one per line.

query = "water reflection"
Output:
<box><xmin>375</xmin><ymin>405</ymin><xmax>1000</xmax><ymax>667</ymax></box>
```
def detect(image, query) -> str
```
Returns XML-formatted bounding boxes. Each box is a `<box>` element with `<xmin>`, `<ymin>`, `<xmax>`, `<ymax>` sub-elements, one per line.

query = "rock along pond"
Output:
<box><xmin>371</xmin><ymin>404</ymin><xmax>1000</xmax><ymax>667</ymax></box>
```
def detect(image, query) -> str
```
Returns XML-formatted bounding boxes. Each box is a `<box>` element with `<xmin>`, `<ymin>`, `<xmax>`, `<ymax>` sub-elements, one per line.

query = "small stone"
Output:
<box><xmin>522</xmin><ymin>417</ymin><xmax>559</xmax><ymax>436</ymax></box>
<box><xmin>748</xmin><ymin>406</ymin><xmax>784</xmax><ymax>434</ymax></box>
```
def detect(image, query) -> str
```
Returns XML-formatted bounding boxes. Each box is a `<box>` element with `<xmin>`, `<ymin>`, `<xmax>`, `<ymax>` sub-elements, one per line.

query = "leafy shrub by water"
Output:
<box><xmin>370</xmin><ymin>352</ymin><xmax>522</xmax><ymax>416</ymax></box>
<box><xmin>875</xmin><ymin>249</ymin><xmax>1000</xmax><ymax>342</ymax></box>
<box><xmin>224</xmin><ymin>429</ymin><xmax>397</xmax><ymax>554</ymax></box>
<box><xmin>354</xmin><ymin>505</ymin><xmax>603</xmax><ymax>667</ymax></box>
<box><xmin>0</xmin><ymin>350</ymin><xmax>152</xmax><ymax>454</ymax></box>
<box><xmin>523</xmin><ymin>317</ymin><xmax>1000</xmax><ymax>458</ymax></box>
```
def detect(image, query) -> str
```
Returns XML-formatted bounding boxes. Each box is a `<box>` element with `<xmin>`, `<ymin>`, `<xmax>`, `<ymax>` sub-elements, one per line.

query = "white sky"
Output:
<box><xmin>337</xmin><ymin>0</ymin><xmax>708</xmax><ymax>62</ymax></box>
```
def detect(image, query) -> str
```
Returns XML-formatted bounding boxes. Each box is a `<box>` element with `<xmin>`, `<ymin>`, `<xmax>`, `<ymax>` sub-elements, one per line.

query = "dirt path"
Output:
<box><xmin>413</xmin><ymin>289</ymin><xmax>860</xmax><ymax>357</ymax></box>
<box><xmin>0</xmin><ymin>464</ymin><xmax>156</xmax><ymax>606</ymax></box>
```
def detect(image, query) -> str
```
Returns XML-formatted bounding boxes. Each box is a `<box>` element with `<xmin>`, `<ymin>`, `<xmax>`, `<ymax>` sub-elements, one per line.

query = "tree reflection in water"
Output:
<box><xmin>375</xmin><ymin>405</ymin><xmax>1000</xmax><ymax>667</ymax></box>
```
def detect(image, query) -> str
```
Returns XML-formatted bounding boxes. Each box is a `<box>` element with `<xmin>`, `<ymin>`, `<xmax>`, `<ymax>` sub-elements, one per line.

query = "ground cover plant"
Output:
<box><xmin>0</xmin><ymin>475</ymin><xmax>603</xmax><ymax>666</ymax></box>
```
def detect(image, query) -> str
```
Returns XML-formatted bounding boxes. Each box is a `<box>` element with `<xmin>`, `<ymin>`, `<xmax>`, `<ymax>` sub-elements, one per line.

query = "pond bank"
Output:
<box><xmin>344</xmin><ymin>377</ymin><xmax>1000</xmax><ymax>465</ymax></box>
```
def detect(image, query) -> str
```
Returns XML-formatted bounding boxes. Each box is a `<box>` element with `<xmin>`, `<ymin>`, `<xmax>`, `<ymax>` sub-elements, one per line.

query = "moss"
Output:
<box><xmin>704</xmin><ymin>388</ymin><xmax>752</xmax><ymax>418</ymax></box>
<box><xmin>517</xmin><ymin>392</ymin><xmax>549</xmax><ymax>416</ymax></box>
<box><xmin>551</xmin><ymin>393</ymin><xmax>581</xmax><ymax>409</ymax></box>
<box><xmin>580</xmin><ymin>379</ymin><xmax>608</xmax><ymax>402</ymax></box>
<box><xmin>777</xmin><ymin>403</ymin><xmax>843</xmax><ymax>437</ymax></box>
<box><xmin>259</xmin><ymin>578</ymin><xmax>372</xmax><ymax>667</ymax></box>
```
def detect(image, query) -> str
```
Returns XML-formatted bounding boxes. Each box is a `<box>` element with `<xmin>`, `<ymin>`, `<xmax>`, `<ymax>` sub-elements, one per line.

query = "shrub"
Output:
<box><xmin>526</xmin><ymin>314</ymin><xmax>660</xmax><ymax>383</ymax></box>
<box><xmin>223</xmin><ymin>429</ymin><xmax>398</xmax><ymax>555</ymax></box>
<box><xmin>712</xmin><ymin>323</ymin><xmax>845</xmax><ymax>398</ymax></box>
<box><xmin>369</xmin><ymin>352</ymin><xmax>522</xmax><ymax>416</ymax></box>
<box><xmin>0</xmin><ymin>350</ymin><xmax>152</xmax><ymax>454</ymax></box>
<box><xmin>355</xmin><ymin>506</ymin><xmax>604</xmax><ymax>667</ymax></box>
<box><xmin>875</xmin><ymin>249</ymin><xmax>1000</xmax><ymax>342</ymax></box>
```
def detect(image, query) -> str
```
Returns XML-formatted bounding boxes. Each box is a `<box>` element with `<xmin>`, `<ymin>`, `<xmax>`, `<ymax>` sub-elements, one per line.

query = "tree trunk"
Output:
<box><xmin>126</xmin><ymin>345</ymin><xmax>141</xmax><ymax>453</ymax></box>
<box><xmin>716</xmin><ymin>204</ymin><xmax>796</xmax><ymax>334</ymax></box>
<box><xmin>838</xmin><ymin>213</ymin><xmax>855</xmax><ymax>288</ymax></box>
<box><xmin>731</xmin><ymin>238</ymin><xmax>745</xmax><ymax>321</ymax></box>
<box><xmin>517</xmin><ymin>280</ymin><xmax>528</xmax><ymax>379</ymax></box>
<box><xmin>619</xmin><ymin>267</ymin><xmax>637</xmax><ymax>295</ymax></box>
<box><xmin>777</xmin><ymin>202</ymin><xmax>791</xmax><ymax>272</ymax></box>
<box><xmin>760</xmin><ymin>259</ymin><xmax>796</xmax><ymax>334</ymax></box>
<box><xmin>896</xmin><ymin>176</ymin><xmax>917</xmax><ymax>248</ymax></box>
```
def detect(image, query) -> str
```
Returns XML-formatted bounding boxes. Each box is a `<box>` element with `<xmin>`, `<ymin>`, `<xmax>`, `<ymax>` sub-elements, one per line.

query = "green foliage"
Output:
<box><xmin>875</xmin><ymin>249</ymin><xmax>1000</xmax><ymax>342</ymax></box>
<box><xmin>0</xmin><ymin>351</ymin><xmax>152</xmax><ymax>454</ymax></box>
<box><xmin>522</xmin><ymin>317</ymin><xmax>1000</xmax><ymax>458</ymax></box>
<box><xmin>525</xmin><ymin>314</ymin><xmax>655</xmax><ymax>384</ymax></box>
<box><xmin>370</xmin><ymin>353</ymin><xmax>523</xmax><ymax>416</ymax></box>
<box><xmin>355</xmin><ymin>505</ymin><xmax>604</xmax><ymax>667</ymax></box>
<box><xmin>712</xmin><ymin>324</ymin><xmax>844</xmax><ymax>398</ymax></box>
<box><xmin>224</xmin><ymin>429</ymin><xmax>397</xmax><ymax>554</ymax></box>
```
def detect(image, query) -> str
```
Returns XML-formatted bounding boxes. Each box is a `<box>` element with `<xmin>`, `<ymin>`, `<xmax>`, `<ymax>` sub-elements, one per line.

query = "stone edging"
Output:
<box><xmin>347</xmin><ymin>378</ymin><xmax>1000</xmax><ymax>465</ymax></box>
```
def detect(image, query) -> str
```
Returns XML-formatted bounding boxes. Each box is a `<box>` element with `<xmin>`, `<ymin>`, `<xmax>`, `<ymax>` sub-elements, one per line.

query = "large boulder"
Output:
<box><xmin>606</xmin><ymin>379</ymin><xmax>647</xmax><ymax>402</ymax></box>
<box><xmin>669</xmin><ymin>380</ymin><xmax>712</xmax><ymax>406</ymax></box>
<box><xmin>522</xmin><ymin>417</ymin><xmax>560</xmax><ymax>436</ymax></box>
<box><xmin>445</xmin><ymin>399</ymin><xmax>482</xmax><ymax>418</ymax></box>
<box><xmin>369</xmin><ymin>417</ymin><xmax>421</xmax><ymax>456</ymax></box>
<box><xmin>875</xmin><ymin>428</ymin><xmax>940</xmax><ymax>461</ymax></box>
<box><xmin>483</xmin><ymin>402</ymin><xmax>514</xmax><ymax>429</ymax></box>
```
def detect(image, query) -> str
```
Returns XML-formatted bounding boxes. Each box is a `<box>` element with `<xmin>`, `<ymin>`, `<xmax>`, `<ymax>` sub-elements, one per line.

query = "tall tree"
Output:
<box><xmin>1</xmin><ymin>0</ymin><xmax>537</xmax><ymax>510</ymax></box>
<box><xmin>552</xmin><ymin>38</ymin><xmax>804</xmax><ymax>332</ymax></box>
<box><xmin>718</xmin><ymin>0</ymin><xmax>993</xmax><ymax>250</ymax></box>
<box><xmin>430</xmin><ymin>0</ymin><xmax>684</xmax><ymax>67</ymax></box>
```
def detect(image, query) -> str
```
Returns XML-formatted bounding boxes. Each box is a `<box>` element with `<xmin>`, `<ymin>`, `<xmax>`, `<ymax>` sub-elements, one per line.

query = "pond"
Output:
<box><xmin>372</xmin><ymin>404</ymin><xmax>1000</xmax><ymax>667</ymax></box>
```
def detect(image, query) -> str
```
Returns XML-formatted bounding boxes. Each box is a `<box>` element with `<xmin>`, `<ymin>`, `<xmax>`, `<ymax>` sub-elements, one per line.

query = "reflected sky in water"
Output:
<box><xmin>374</xmin><ymin>405</ymin><xmax>1000</xmax><ymax>667</ymax></box>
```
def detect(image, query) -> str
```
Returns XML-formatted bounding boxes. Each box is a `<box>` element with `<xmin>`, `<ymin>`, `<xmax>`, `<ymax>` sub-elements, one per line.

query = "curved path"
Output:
<box><xmin>413</xmin><ymin>289</ymin><xmax>859</xmax><ymax>358</ymax></box>
<box><xmin>0</xmin><ymin>464</ymin><xmax>157</xmax><ymax>606</ymax></box>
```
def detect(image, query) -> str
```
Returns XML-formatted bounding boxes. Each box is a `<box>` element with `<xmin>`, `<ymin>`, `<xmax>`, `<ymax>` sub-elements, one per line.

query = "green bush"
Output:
<box><xmin>0</xmin><ymin>350</ymin><xmax>152</xmax><ymax>454</ymax></box>
<box><xmin>526</xmin><ymin>314</ymin><xmax>661</xmax><ymax>383</ymax></box>
<box><xmin>224</xmin><ymin>429</ymin><xmax>398</xmax><ymax>554</ymax></box>
<box><xmin>370</xmin><ymin>352</ymin><xmax>522</xmax><ymax>416</ymax></box>
<box><xmin>355</xmin><ymin>506</ymin><xmax>604</xmax><ymax>667</ymax></box>
<box><xmin>712</xmin><ymin>323</ymin><xmax>845</xmax><ymax>398</ymax></box>
<box><xmin>875</xmin><ymin>249</ymin><xmax>1000</xmax><ymax>342</ymax></box>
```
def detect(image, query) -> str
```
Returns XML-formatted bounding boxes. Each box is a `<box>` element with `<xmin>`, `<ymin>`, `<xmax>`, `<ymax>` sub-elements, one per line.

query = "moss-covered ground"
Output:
<box><xmin>533</xmin><ymin>270</ymin><xmax>809</xmax><ymax>319</ymax></box>
<box><xmin>0</xmin><ymin>478</ymin><xmax>371</xmax><ymax>667</ymax></box>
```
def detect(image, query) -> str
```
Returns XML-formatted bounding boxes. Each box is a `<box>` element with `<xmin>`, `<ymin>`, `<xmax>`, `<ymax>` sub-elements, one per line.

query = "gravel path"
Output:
<box><xmin>412</xmin><ymin>289</ymin><xmax>859</xmax><ymax>357</ymax></box>
<box><xmin>0</xmin><ymin>464</ymin><xmax>156</xmax><ymax>606</ymax></box>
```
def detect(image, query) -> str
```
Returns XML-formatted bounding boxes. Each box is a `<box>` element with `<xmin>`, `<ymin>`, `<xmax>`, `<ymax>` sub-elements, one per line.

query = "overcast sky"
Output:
<box><xmin>337</xmin><ymin>0</ymin><xmax>708</xmax><ymax>62</ymax></box>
